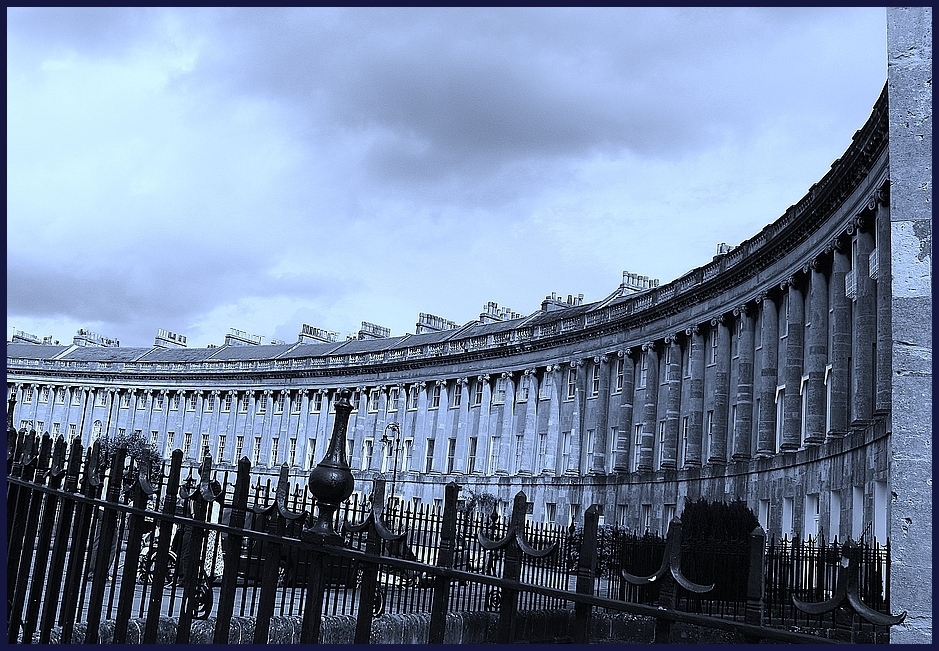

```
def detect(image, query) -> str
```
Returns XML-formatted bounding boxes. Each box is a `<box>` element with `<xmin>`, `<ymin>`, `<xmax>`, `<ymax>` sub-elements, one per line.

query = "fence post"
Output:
<box><xmin>38</xmin><ymin>436</ymin><xmax>83</xmax><ymax>643</ymax></box>
<box><xmin>84</xmin><ymin>445</ymin><xmax>127</xmax><ymax>643</ymax></box>
<box><xmin>428</xmin><ymin>481</ymin><xmax>460</xmax><ymax>644</ymax></box>
<box><xmin>6</xmin><ymin>427</ymin><xmax>37</xmax><ymax>637</ymax></box>
<box><xmin>21</xmin><ymin>435</ymin><xmax>67</xmax><ymax>644</ymax></box>
<box><xmin>653</xmin><ymin>519</ymin><xmax>678</xmax><ymax>644</ymax></box>
<box><xmin>573</xmin><ymin>504</ymin><xmax>600</xmax><ymax>643</ymax></box>
<box><xmin>213</xmin><ymin>456</ymin><xmax>251</xmax><ymax>643</ymax></box>
<box><xmin>301</xmin><ymin>388</ymin><xmax>356</xmax><ymax>644</ymax></box>
<box><xmin>743</xmin><ymin>524</ymin><xmax>766</xmax><ymax>642</ymax></box>
<box><xmin>113</xmin><ymin>450</ymin><xmax>157</xmax><ymax>643</ymax></box>
<box><xmin>353</xmin><ymin>478</ymin><xmax>386</xmax><ymax>643</ymax></box>
<box><xmin>496</xmin><ymin>492</ymin><xmax>525</xmax><ymax>643</ymax></box>
<box><xmin>8</xmin><ymin>431</ymin><xmax>51</xmax><ymax>643</ymax></box>
<box><xmin>176</xmin><ymin>456</ymin><xmax>223</xmax><ymax>643</ymax></box>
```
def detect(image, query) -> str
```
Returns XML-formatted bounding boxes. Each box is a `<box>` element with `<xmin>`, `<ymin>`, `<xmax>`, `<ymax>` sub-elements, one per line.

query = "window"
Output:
<box><xmin>367</xmin><ymin>391</ymin><xmax>379</xmax><ymax>412</ymax></box>
<box><xmin>804</xmin><ymin>493</ymin><xmax>820</xmax><ymax>540</ymax></box>
<box><xmin>829</xmin><ymin>491</ymin><xmax>841</xmax><ymax>541</ymax></box>
<box><xmin>68</xmin><ymin>423</ymin><xmax>77</xmax><ymax>437</ymax></box>
<box><xmin>657</xmin><ymin>421</ymin><xmax>666</xmax><ymax>468</ymax></box>
<box><xmin>705</xmin><ymin>411</ymin><xmax>714</xmax><ymax>460</ymax></box>
<box><xmin>539</xmin><ymin>373</ymin><xmax>552</xmax><ymax>400</ymax></box>
<box><xmin>350</xmin><ymin>390</ymin><xmax>360</xmax><ymax>411</ymax></box>
<box><xmin>402</xmin><ymin>438</ymin><xmax>413</xmax><ymax>472</ymax></box>
<box><xmin>154</xmin><ymin>393</ymin><xmax>164</xmax><ymax>411</ymax></box>
<box><xmin>289</xmin><ymin>438</ymin><xmax>297</xmax><ymax>466</ymax></box>
<box><xmin>91</xmin><ymin>420</ymin><xmax>103</xmax><ymax>439</ymax></box>
<box><xmin>591</xmin><ymin>364</ymin><xmax>600</xmax><ymax>396</ymax></box>
<box><xmin>431</xmin><ymin>384</ymin><xmax>441</xmax><ymax>409</ymax></box>
<box><xmin>538</xmin><ymin>432</ymin><xmax>548</xmax><ymax>459</ymax></box>
<box><xmin>424</xmin><ymin>439</ymin><xmax>435</xmax><ymax>473</ymax></box>
<box><xmin>775</xmin><ymin>387</ymin><xmax>785</xmax><ymax>451</ymax></box>
<box><xmin>20</xmin><ymin>419</ymin><xmax>33</xmax><ymax>431</ymax></box>
<box><xmin>639</xmin><ymin>353</ymin><xmax>648</xmax><ymax>388</ymax></box>
<box><xmin>781</xmin><ymin>292</ymin><xmax>790</xmax><ymax>337</ymax></box>
<box><xmin>149</xmin><ymin>430</ymin><xmax>158</xmax><ymax>448</ymax></box>
<box><xmin>256</xmin><ymin>395</ymin><xmax>266</xmax><ymax>414</ymax></box>
<box><xmin>681</xmin><ymin>416</ymin><xmax>689</xmax><ymax>467</ymax></box>
<box><xmin>201</xmin><ymin>433</ymin><xmax>210</xmax><ymax>459</ymax></box>
<box><xmin>633</xmin><ymin>424</ymin><xmax>643</xmax><ymax>471</ymax></box>
<box><xmin>56</xmin><ymin>388</ymin><xmax>66</xmax><ymax>404</ymax></box>
<box><xmin>782</xmin><ymin>497</ymin><xmax>794</xmax><ymax>538</ymax></box>
<box><xmin>274</xmin><ymin>392</ymin><xmax>285</xmax><ymax>413</ymax></box>
<box><xmin>239</xmin><ymin>394</ymin><xmax>249</xmax><ymax>413</ymax></box>
<box><xmin>684</xmin><ymin>340</ymin><xmax>692</xmax><ymax>377</ymax></box>
<box><xmin>800</xmin><ymin>375</ymin><xmax>809</xmax><ymax>444</ymax></box>
<box><xmin>361</xmin><ymin>438</ymin><xmax>374</xmax><ymax>471</ymax></box>
<box><xmin>663</xmin><ymin>504</ymin><xmax>676</xmax><ymax>536</ymax></box>
<box><xmin>165</xmin><ymin>431</ymin><xmax>176</xmax><ymax>457</ymax></box>
<box><xmin>567</xmin><ymin>368</ymin><xmax>577</xmax><ymax>400</ymax></box>
<box><xmin>291</xmin><ymin>394</ymin><xmax>301</xmax><ymax>413</ymax></box>
<box><xmin>52</xmin><ymin>423</ymin><xmax>61</xmax><ymax>436</ymax></box>
<box><xmin>96</xmin><ymin>391</ymin><xmax>107</xmax><ymax>407</ymax></box>
<box><xmin>223</xmin><ymin>393</ymin><xmax>232</xmax><ymax>412</ymax></box>
<box><xmin>664</xmin><ymin>344</ymin><xmax>672</xmax><ymax>366</ymax></box>
<box><xmin>22</xmin><ymin>386</ymin><xmax>33</xmax><ymax>403</ymax></box>
<box><xmin>488</xmin><ymin>436</ymin><xmax>500</xmax><ymax>474</ymax></box>
<box><xmin>585</xmin><ymin>429</ymin><xmax>595</xmax><ymax>471</ymax></box>
<box><xmin>614</xmin><ymin>358</ymin><xmax>624</xmax><ymax>392</ymax></box>
<box><xmin>515</xmin><ymin>434</ymin><xmax>525</xmax><ymax>471</ymax></box>
<box><xmin>36</xmin><ymin>421</ymin><xmax>44</xmax><ymax>434</ymax></box>
<box><xmin>473</xmin><ymin>379</ymin><xmax>484</xmax><ymax>406</ymax></box>
<box><xmin>217</xmin><ymin>434</ymin><xmax>227</xmax><ymax>462</ymax></box>
<box><xmin>312</xmin><ymin>392</ymin><xmax>323</xmax><ymax>413</ymax></box>
<box><xmin>171</xmin><ymin>393</ymin><xmax>181</xmax><ymax>410</ymax></box>
<box><xmin>616</xmin><ymin>504</ymin><xmax>628</xmax><ymax>527</ymax></box>
<box><xmin>184</xmin><ymin>432</ymin><xmax>194</xmax><ymax>457</ymax></box>
<box><xmin>852</xmin><ymin>486</ymin><xmax>864</xmax><ymax>539</ymax></box>
<box><xmin>608</xmin><ymin>427</ymin><xmax>618</xmax><ymax>473</ymax></box>
<box><xmin>493</xmin><ymin>378</ymin><xmax>506</xmax><ymax>404</ymax></box>
<box><xmin>387</xmin><ymin>387</ymin><xmax>399</xmax><ymax>412</ymax></box>
<box><xmin>306</xmin><ymin>438</ymin><xmax>316</xmax><ymax>469</ymax></box>
<box><xmin>408</xmin><ymin>386</ymin><xmax>419</xmax><ymax>410</ymax></box>
<box><xmin>185</xmin><ymin>394</ymin><xmax>195</xmax><ymax>411</ymax></box>
<box><xmin>640</xmin><ymin>504</ymin><xmax>652</xmax><ymax>533</ymax></box>
<box><xmin>561</xmin><ymin>431</ymin><xmax>572</xmax><ymax>471</ymax></box>
<box><xmin>446</xmin><ymin>438</ymin><xmax>457</xmax><ymax>473</ymax></box>
<box><xmin>570</xmin><ymin>503</ymin><xmax>581</xmax><ymax>527</ymax></box>
<box><xmin>71</xmin><ymin>389</ymin><xmax>81</xmax><ymax>406</ymax></box>
<box><xmin>545</xmin><ymin>502</ymin><xmax>557</xmax><ymax>524</ymax></box>
<box><xmin>233</xmin><ymin>435</ymin><xmax>244</xmax><ymax>461</ymax></box>
<box><xmin>758</xmin><ymin>500</ymin><xmax>770</xmax><ymax>531</ymax></box>
<box><xmin>517</xmin><ymin>378</ymin><xmax>529</xmax><ymax>402</ymax></box>
<box><xmin>205</xmin><ymin>393</ymin><xmax>215</xmax><ymax>412</ymax></box>
<box><xmin>709</xmin><ymin>328</ymin><xmax>718</xmax><ymax>364</ymax></box>
<box><xmin>824</xmin><ymin>364</ymin><xmax>833</xmax><ymax>434</ymax></box>
<box><xmin>39</xmin><ymin>387</ymin><xmax>50</xmax><ymax>403</ymax></box>
<box><xmin>732</xmin><ymin>319</ymin><xmax>741</xmax><ymax>357</ymax></box>
<box><xmin>451</xmin><ymin>383</ymin><xmax>462</xmax><ymax>408</ymax></box>
<box><xmin>467</xmin><ymin>437</ymin><xmax>478</xmax><ymax>474</ymax></box>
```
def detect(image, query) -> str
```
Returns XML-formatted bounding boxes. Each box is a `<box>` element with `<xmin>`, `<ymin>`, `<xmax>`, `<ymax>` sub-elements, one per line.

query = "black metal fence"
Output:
<box><xmin>7</xmin><ymin>424</ymin><xmax>901</xmax><ymax>644</ymax></box>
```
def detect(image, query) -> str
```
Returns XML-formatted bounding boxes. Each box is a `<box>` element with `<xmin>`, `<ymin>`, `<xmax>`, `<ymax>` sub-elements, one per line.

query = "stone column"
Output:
<box><xmin>543</xmin><ymin>367</ymin><xmax>561</xmax><ymax>474</ymax></box>
<box><xmin>710</xmin><ymin>317</ymin><xmax>731</xmax><ymax>463</ymax></box>
<box><xmin>614</xmin><ymin>350</ymin><xmax>636</xmax><ymax>472</ymax></box>
<box><xmin>591</xmin><ymin>356</ymin><xmax>611</xmax><ymax>474</ymax></box>
<box><xmin>567</xmin><ymin>360</ymin><xmax>586</xmax><ymax>475</ymax></box>
<box><xmin>662</xmin><ymin>335</ymin><xmax>682</xmax><ymax>469</ymax></box>
<box><xmin>873</xmin><ymin>193</ymin><xmax>893</xmax><ymax>414</ymax></box>
<box><xmin>732</xmin><ymin>304</ymin><xmax>755</xmax><ymax>460</ymax></box>
<box><xmin>852</xmin><ymin>216</ymin><xmax>876</xmax><ymax>425</ymax></box>
<box><xmin>805</xmin><ymin>257</ymin><xmax>830</xmax><ymax>444</ymax></box>
<box><xmin>683</xmin><ymin>327</ymin><xmax>704</xmax><ymax>467</ymax></box>
<box><xmin>756</xmin><ymin>292</ymin><xmax>779</xmax><ymax>456</ymax></box>
<box><xmin>782</xmin><ymin>277</ymin><xmax>805</xmax><ymax>450</ymax></box>
<box><xmin>886</xmin><ymin>8</ymin><xmax>932</xmax><ymax>642</ymax></box>
<box><xmin>142</xmin><ymin>388</ymin><xmax>155</xmax><ymax>437</ymax></box>
<box><xmin>638</xmin><ymin>342</ymin><xmax>658</xmax><ymax>472</ymax></box>
<box><xmin>829</xmin><ymin>238</ymin><xmax>851</xmax><ymax>437</ymax></box>
<box><xmin>521</xmin><ymin>369</ymin><xmax>539</xmax><ymax>475</ymax></box>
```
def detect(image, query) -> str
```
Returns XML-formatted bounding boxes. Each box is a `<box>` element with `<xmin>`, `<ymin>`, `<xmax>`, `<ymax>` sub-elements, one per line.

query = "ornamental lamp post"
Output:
<box><xmin>380</xmin><ymin>422</ymin><xmax>402</xmax><ymax>503</ymax></box>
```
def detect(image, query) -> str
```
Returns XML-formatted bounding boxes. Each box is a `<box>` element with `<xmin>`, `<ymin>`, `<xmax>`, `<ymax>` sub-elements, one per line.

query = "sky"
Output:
<box><xmin>7</xmin><ymin>7</ymin><xmax>888</xmax><ymax>349</ymax></box>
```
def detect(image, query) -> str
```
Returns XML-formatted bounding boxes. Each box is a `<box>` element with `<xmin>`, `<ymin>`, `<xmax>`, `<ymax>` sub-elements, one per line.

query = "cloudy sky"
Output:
<box><xmin>7</xmin><ymin>7</ymin><xmax>887</xmax><ymax>349</ymax></box>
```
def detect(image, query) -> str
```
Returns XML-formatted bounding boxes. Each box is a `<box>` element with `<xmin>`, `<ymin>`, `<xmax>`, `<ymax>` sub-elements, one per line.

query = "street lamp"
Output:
<box><xmin>380</xmin><ymin>422</ymin><xmax>402</xmax><ymax>502</ymax></box>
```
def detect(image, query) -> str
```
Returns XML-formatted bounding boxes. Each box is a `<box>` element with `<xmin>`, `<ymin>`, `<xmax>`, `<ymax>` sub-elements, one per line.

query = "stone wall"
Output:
<box><xmin>886</xmin><ymin>5</ymin><xmax>932</xmax><ymax>645</ymax></box>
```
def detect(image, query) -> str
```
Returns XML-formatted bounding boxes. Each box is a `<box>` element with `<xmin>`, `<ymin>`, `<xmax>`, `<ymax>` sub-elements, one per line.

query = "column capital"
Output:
<box><xmin>684</xmin><ymin>325</ymin><xmax>700</xmax><ymax>337</ymax></box>
<box><xmin>710</xmin><ymin>315</ymin><xmax>725</xmax><ymax>327</ymax></box>
<box><xmin>262</xmin><ymin>389</ymin><xmax>273</xmax><ymax>396</ymax></box>
<box><xmin>641</xmin><ymin>341</ymin><xmax>656</xmax><ymax>352</ymax></box>
<box><xmin>524</xmin><ymin>368</ymin><xmax>537</xmax><ymax>376</ymax></box>
<box><xmin>437</xmin><ymin>379</ymin><xmax>448</xmax><ymax>386</ymax></box>
<box><xmin>733</xmin><ymin>304</ymin><xmax>750</xmax><ymax>317</ymax></box>
<box><xmin>416</xmin><ymin>381</ymin><xmax>427</xmax><ymax>390</ymax></box>
<box><xmin>664</xmin><ymin>333</ymin><xmax>681</xmax><ymax>345</ymax></box>
<box><xmin>457</xmin><ymin>377</ymin><xmax>469</xmax><ymax>386</ymax></box>
<box><xmin>211</xmin><ymin>389</ymin><xmax>221</xmax><ymax>397</ymax></box>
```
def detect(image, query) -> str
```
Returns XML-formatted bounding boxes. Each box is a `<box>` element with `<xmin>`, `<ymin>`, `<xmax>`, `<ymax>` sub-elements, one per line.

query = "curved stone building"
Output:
<box><xmin>5</xmin><ymin>9</ymin><xmax>932</xmax><ymax>641</ymax></box>
<box><xmin>7</xmin><ymin>86</ymin><xmax>893</xmax><ymax>537</ymax></box>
